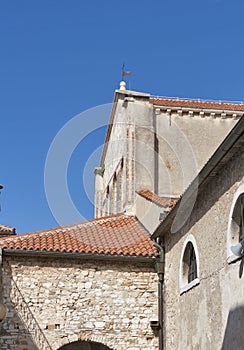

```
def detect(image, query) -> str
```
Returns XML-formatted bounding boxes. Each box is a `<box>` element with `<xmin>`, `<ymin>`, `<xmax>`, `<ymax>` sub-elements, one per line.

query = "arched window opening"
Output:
<box><xmin>112</xmin><ymin>174</ymin><xmax>117</xmax><ymax>214</ymax></box>
<box><xmin>231</xmin><ymin>193</ymin><xmax>244</xmax><ymax>244</ymax></box>
<box><xmin>106</xmin><ymin>186</ymin><xmax>109</xmax><ymax>197</ymax></box>
<box><xmin>182</xmin><ymin>242</ymin><xmax>197</xmax><ymax>284</ymax></box>
<box><xmin>228</xmin><ymin>189</ymin><xmax>244</xmax><ymax>262</ymax></box>
<box><xmin>105</xmin><ymin>186</ymin><xmax>111</xmax><ymax>216</ymax></box>
<box><xmin>180</xmin><ymin>235</ymin><xmax>200</xmax><ymax>294</ymax></box>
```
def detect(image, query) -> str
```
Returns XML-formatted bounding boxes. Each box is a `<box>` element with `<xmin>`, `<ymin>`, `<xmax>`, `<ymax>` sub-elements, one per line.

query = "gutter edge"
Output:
<box><xmin>3</xmin><ymin>249</ymin><xmax>156</xmax><ymax>264</ymax></box>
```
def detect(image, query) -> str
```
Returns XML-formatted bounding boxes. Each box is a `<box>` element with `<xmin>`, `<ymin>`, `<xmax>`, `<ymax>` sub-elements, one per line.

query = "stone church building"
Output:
<box><xmin>0</xmin><ymin>82</ymin><xmax>243</xmax><ymax>349</ymax></box>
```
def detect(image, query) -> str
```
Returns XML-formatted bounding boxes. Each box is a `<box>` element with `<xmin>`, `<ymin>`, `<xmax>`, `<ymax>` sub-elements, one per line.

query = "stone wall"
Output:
<box><xmin>0</xmin><ymin>256</ymin><xmax>158</xmax><ymax>350</ymax></box>
<box><xmin>163</xmin><ymin>146</ymin><xmax>244</xmax><ymax>349</ymax></box>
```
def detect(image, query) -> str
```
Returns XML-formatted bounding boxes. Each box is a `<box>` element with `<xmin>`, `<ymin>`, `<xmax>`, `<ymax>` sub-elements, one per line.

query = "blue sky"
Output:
<box><xmin>1</xmin><ymin>0</ymin><xmax>244</xmax><ymax>233</ymax></box>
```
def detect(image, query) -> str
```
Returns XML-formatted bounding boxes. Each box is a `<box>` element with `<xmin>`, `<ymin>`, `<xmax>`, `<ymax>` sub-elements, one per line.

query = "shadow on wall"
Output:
<box><xmin>58</xmin><ymin>340</ymin><xmax>112</xmax><ymax>350</ymax></box>
<box><xmin>0</xmin><ymin>260</ymin><xmax>51</xmax><ymax>350</ymax></box>
<box><xmin>221</xmin><ymin>305</ymin><xmax>244</xmax><ymax>350</ymax></box>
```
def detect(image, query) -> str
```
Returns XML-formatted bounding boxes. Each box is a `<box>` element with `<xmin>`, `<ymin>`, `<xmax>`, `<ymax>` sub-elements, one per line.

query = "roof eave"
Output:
<box><xmin>3</xmin><ymin>249</ymin><xmax>156</xmax><ymax>264</ymax></box>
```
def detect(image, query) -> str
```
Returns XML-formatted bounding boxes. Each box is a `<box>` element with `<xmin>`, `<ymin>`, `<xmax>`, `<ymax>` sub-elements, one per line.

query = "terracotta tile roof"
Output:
<box><xmin>0</xmin><ymin>214</ymin><xmax>157</xmax><ymax>258</ymax></box>
<box><xmin>137</xmin><ymin>190</ymin><xmax>177</xmax><ymax>208</ymax></box>
<box><xmin>0</xmin><ymin>224</ymin><xmax>15</xmax><ymax>234</ymax></box>
<box><xmin>150</xmin><ymin>97</ymin><xmax>244</xmax><ymax>112</ymax></box>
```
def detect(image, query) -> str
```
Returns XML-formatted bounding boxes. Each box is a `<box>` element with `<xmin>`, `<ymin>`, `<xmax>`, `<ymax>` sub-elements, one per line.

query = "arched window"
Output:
<box><xmin>112</xmin><ymin>174</ymin><xmax>117</xmax><ymax>214</ymax></box>
<box><xmin>227</xmin><ymin>185</ymin><xmax>244</xmax><ymax>262</ymax></box>
<box><xmin>183</xmin><ymin>242</ymin><xmax>197</xmax><ymax>283</ymax></box>
<box><xmin>179</xmin><ymin>235</ymin><xmax>200</xmax><ymax>294</ymax></box>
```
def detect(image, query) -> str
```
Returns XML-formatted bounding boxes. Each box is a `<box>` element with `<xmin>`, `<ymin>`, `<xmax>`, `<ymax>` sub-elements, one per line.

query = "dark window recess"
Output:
<box><xmin>188</xmin><ymin>244</ymin><xmax>197</xmax><ymax>283</ymax></box>
<box><xmin>183</xmin><ymin>241</ymin><xmax>198</xmax><ymax>285</ymax></box>
<box><xmin>232</xmin><ymin>194</ymin><xmax>244</xmax><ymax>243</ymax></box>
<box><xmin>239</xmin><ymin>196</ymin><xmax>244</xmax><ymax>241</ymax></box>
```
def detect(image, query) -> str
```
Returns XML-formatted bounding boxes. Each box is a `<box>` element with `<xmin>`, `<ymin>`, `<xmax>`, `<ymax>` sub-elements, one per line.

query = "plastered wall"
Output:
<box><xmin>156</xmin><ymin>112</ymin><xmax>237</xmax><ymax>197</ymax></box>
<box><xmin>163</xmin><ymin>147</ymin><xmax>244</xmax><ymax>349</ymax></box>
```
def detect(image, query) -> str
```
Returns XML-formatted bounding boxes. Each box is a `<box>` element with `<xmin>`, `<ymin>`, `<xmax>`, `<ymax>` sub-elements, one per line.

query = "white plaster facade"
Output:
<box><xmin>95</xmin><ymin>86</ymin><xmax>242</xmax><ymax>234</ymax></box>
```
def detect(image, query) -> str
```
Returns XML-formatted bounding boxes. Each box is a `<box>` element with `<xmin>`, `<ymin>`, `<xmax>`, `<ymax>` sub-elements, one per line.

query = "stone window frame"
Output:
<box><xmin>227</xmin><ymin>184</ymin><xmax>244</xmax><ymax>264</ymax></box>
<box><xmin>179</xmin><ymin>234</ymin><xmax>200</xmax><ymax>295</ymax></box>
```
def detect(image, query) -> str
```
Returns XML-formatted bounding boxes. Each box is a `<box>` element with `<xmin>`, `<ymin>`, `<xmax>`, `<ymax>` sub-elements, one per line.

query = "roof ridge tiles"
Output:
<box><xmin>150</xmin><ymin>96</ymin><xmax>244</xmax><ymax>105</ymax></box>
<box><xmin>150</xmin><ymin>97</ymin><xmax>244</xmax><ymax>111</ymax></box>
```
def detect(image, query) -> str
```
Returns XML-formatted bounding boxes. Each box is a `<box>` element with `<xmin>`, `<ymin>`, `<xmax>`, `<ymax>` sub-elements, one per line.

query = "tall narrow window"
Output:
<box><xmin>180</xmin><ymin>235</ymin><xmax>200</xmax><ymax>294</ymax></box>
<box><xmin>240</xmin><ymin>198</ymin><xmax>244</xmax><ymax>253</ymax></box>
<box><xmin>187</xmin><ymin>243</ymin><xmax>197</xmax><ymax>283</ymax></box>
<box><xmin>228</xmin><ymin>188</ymin><xmax>244</xmax><ymax>262</ymax></box>
<box><xmin>105</xmin><ymin>186</ymin><xmax>111</xmax><ymax>216</ymax></box>
<box><xmin>112</xmin><ymin>174</ymin><xmax>117</xmax><ymax>214</ymax></box>
<box><xmin>238</xmin><ymin>196</ymin><xmax>243</xmax><ymax>242</ymax></box>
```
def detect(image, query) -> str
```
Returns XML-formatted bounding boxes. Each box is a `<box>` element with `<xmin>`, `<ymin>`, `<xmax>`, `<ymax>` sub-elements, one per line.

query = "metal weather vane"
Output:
<box><xmin>121</xmin><ymin>63</ymin><xmax>131</xmax><ymax>81</ymax></box>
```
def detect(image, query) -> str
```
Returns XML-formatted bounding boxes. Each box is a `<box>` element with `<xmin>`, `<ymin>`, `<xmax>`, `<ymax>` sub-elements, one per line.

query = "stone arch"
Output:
<box><xmin>78</xmin><ymin>333</ymin><xmax>115</xmax><ymax>349</ymax></box>
<box><xmin>58</xmin><ymin>340</ymin><xmax>113</xmax><ymax>350</ymax></box>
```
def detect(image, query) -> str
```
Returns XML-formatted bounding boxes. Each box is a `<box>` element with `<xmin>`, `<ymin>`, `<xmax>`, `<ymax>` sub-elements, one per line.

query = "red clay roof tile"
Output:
<box><xmin>0</xmin><ymin>214</ymin><xmax>157</xmax><ymax>258</ymax></box>
<box><xmin>150</xmin><ymin>97</ymin><xmax>244</xmax><ymax>112</ymax></box>
<box><xmin>0</xmin><ymin>224</ymin><xmax>16</xmax><ymax>234</ymax></box>
<box><xmin>137</xmin><ymin>190</ymin><xmax>177</xmax><ymax>208</ymax></box>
